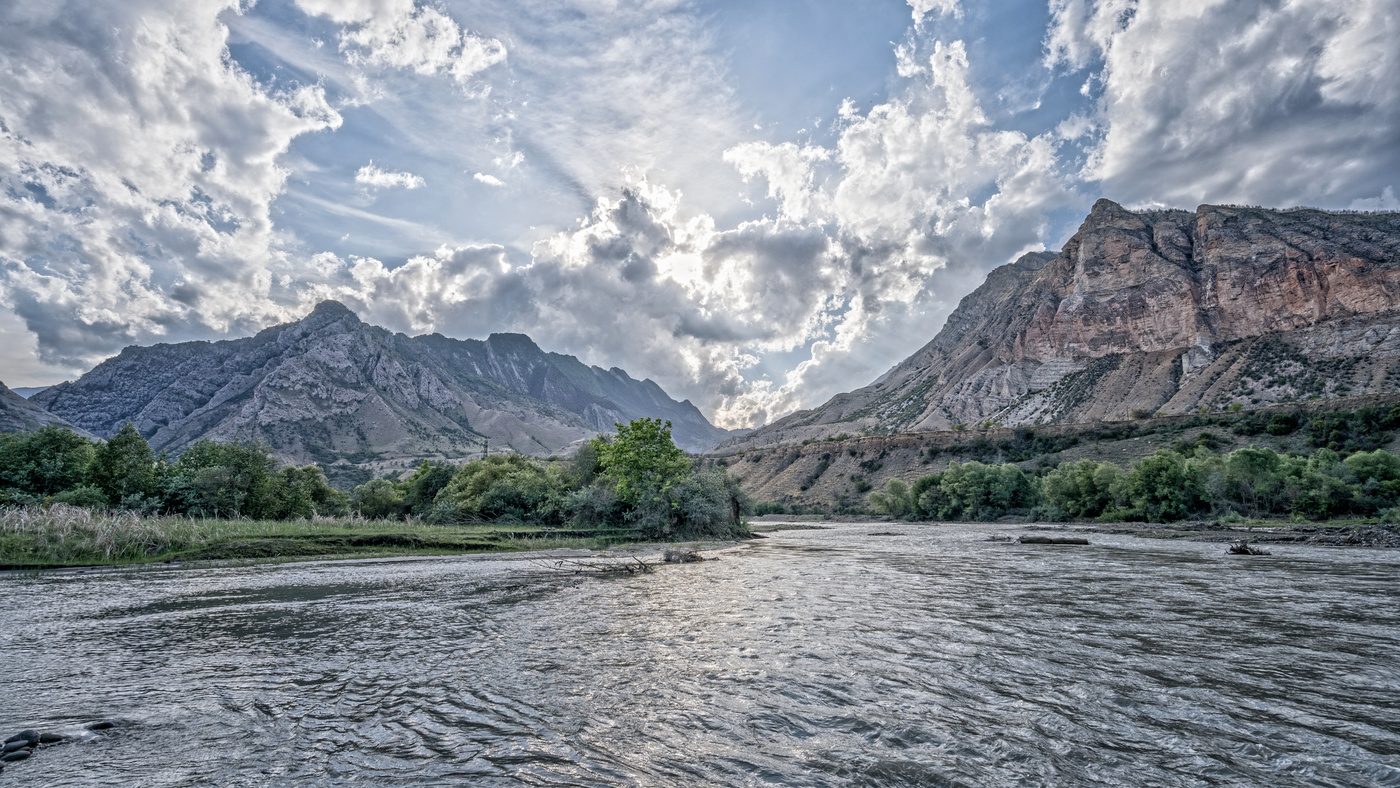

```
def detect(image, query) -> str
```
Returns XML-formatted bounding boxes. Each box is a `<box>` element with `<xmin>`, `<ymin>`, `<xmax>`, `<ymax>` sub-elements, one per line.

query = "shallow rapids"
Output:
<box><xmin>2</xmin><ymin>523</ymin><xmax>1398</xmax><ymax>786</ymax></box>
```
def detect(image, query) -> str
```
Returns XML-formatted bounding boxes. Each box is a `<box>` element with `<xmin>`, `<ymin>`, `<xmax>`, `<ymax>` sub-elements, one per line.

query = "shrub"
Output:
<box><xmin>868</xmin><ymin>479</ymin><xmax>911</xmax><ymax>518</ymax></box>
<box><xmin>1039</xmin><ymin>460</ymin><xmax>1124</xmax><ymax>519</ymax></box>
<box><xmin>351</xmin><ymin>478</ymin><xmax>405</xmax><ymax>519</ymax></box>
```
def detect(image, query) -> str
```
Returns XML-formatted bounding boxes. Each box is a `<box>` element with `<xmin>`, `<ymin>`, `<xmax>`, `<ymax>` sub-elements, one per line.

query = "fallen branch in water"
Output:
<box><xmin>663</xmin><ymin>548</ymin><xmax>703</xmax><ymax>563</ymax></box>
<box><xmin>538</xmin><ymin>556</ymin><xmax>656</xmax><ymax>575</ymax></box>
<box><xmin>1228</xmin><ymin>540</ymin><xmax>1271</xmax><ymax>555</ymax></box>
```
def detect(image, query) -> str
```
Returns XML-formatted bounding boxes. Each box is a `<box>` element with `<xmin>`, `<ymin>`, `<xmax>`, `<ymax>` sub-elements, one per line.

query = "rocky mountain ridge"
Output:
<box><xmin>721</xmin><ymin>199</ymin><xmax>1400</xmax><ymax>451</ymax></box>
<box><xmin>33</xmin><ymin>302</ymin><xmax>733</xmax><ymax>466</ymax></box>
<box><xmin>0</xmin><ymin>380</ymin><xmax>93</xmax><ymax>438</ymax></box>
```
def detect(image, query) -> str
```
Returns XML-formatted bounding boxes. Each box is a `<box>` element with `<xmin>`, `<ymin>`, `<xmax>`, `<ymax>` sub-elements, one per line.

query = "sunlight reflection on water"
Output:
<box><xmin>2</xmin><ymin>524</ymin><xmax>1398</xmax><ymax>786</ymax></box>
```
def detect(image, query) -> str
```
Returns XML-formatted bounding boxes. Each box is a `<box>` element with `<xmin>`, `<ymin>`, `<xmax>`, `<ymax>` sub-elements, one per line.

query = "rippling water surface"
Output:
<box><xmin>3</xmin><ymin>523</ymin><xmax>1399</xmax><ymax>786</ymax></box>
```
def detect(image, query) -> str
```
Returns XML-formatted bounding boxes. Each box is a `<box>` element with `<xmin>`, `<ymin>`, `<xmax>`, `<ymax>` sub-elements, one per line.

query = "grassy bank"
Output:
<box><xmin>0</xmin><ymin>505</ymin><xmax>630</xmax><ymax>569</ymax></box>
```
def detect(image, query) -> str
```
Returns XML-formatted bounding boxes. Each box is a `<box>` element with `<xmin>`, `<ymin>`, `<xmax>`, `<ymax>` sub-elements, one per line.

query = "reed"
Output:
<box><xmin>0</xmin><ymin>505</ymin><xmax>604</xmax><ymax>568</ymax></box>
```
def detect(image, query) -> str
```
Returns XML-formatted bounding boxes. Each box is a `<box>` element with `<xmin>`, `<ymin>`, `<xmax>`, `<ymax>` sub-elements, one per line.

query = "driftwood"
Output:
<box><xmin>1228</xmin><ymin>540</ymin><xmax>1271</xmax><ymax>555</ymax></box>
<box><xmin>1018</xmin><ymin>535</ymin><xmax>1091</xmax><ymax>545</ymax></box>
<box><xmin>663</xmin><ymin>548</ymin><xmax>704</xmax><ymax>563</ymax></box>
<box><xmin>537</xmin><ymin>556</ymin><xmax>655</xmax><ymax>575</ymax></box>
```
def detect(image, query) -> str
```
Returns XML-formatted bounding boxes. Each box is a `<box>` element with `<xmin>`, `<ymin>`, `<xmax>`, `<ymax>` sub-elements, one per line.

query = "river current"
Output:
<box><xmin>2</xmin><ymin>522</ymin><xmax>1398</xmax><ymax>786</ymax></box>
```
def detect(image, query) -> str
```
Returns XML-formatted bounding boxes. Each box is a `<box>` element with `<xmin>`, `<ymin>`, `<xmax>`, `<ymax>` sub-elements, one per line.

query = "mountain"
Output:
<box><xmin>0</xmin><ymin>380</ymin><xmax>94</xmax><ymax>437</ymax></box>
<box><xmin>9</xmin><ymin>387</ymin><xmax>49</xmax><ymax>399</ymax></box>
<box><xmin>32</xmin><ymin>302</ymin><xmax>733</xmax><ymax>465</ymax></box>
<box><xmin>721</xmin><ymin>199</ymin><xmax>1400</xmax><ymax>451</ymax></box>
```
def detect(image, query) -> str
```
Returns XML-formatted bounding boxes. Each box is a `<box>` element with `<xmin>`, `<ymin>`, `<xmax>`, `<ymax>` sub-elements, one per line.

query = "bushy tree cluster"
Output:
<box><xmin>349</xmin><ymin>419</ymin><xmax>750</xmax><ymax>540</ymax></box>
<box><xmin>869</xmin><ymin>441</ymin><xmax>1400</xmax><ymax>523</ymax></box>
<box><xmin>0</xmin><ymin>425</ymin><xmax>346</xmax><ymax>518</ymax></box>
<box><xmin>1</xmin><ymin>418</ymin><xmax>750</xmax><ymax>539</ymax></box>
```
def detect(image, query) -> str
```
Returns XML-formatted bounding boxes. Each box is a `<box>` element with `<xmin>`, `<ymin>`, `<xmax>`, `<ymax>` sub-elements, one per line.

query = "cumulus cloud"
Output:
<box><xmin>473</xmin><ymin>173</ymin><xmax>505</xmax><ymax>187</ymax></box>
<box><xmin>355</xmin><ymin>163</ymin><xmax>426</xmax><ymax>189</ymax></box>
<box><xmin>295</xmin><ymin>0</ymin><xmax>506</xmax><ymax>84</ymax></box>
<box><xmin>709</xmin><ymin>39</ymin><xmax>1074</xmax><ymax>423</ymax></box>
<box><xmin>1049</xmin><ymin>0</ymin><xmax>1400</xmax><ymax>208</ymax></box>
<box><xmin>908</xmin><ymin>0</ymin><xmax>962</xmax><ymax>23</ymax></box>
<box><xmin>0</xmin><ymin>0</ymin><xmax>340</xmax><ymax>370</ymax></box>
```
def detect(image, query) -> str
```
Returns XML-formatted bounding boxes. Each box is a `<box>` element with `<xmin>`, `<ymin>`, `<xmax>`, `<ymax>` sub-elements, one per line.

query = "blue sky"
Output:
<box><xmin>2</xmin><ymin>0</ymin><xmax>1398</xmax><ymax>427</ymax></box>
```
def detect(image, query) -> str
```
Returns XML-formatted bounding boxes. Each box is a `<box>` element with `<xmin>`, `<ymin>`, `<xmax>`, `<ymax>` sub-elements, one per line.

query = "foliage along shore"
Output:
<box><xmin>0</xmin><ymin>418</ymin><xmax>751</xmax><ymax>568</ymax></box>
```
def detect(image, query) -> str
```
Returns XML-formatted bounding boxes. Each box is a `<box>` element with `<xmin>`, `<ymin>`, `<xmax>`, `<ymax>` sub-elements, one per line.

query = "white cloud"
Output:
<box><xmin>908</xmin><ymin>0</ymin><xmax>962</xmax><ymax>23</ymax></box>
<box><xmin>355</xmin><ymin>162</ymin><xmax>426</xmax><ymax>189</ymax></box>
<box><xmin>0</xmin><ymin>0</ymin><xmax>341</xmax><ymax>370</ymax></box>
<box><xmin>473</xmin><ymin>173</ymin><xmax>505</xmax><ymax>187</ymax></box>
<box><xmin>1351</xmin><ymin>186</ymin><xmax>1400</xmax><ymax>212</ymax></box>
<box><xmin>722</xmin><ymin>142</ymin><xmax>831</xmax><ymax>222</ymax></box>
<box><xmin>1050</xmin><ymin>0</ymin><xmax>1400</xmax><ymax>208</ymax></box>
<box><xmin>294</xmin><ymin>0</ymin><xmax>506</xmax><ymax>84</ymax></box>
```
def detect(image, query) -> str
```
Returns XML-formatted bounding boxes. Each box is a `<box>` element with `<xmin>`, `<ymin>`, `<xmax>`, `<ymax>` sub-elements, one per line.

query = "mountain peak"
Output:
<box><xmin>308</xmin><ymin>300</ymin><xmax>356</xmax><ymax>320</ymax></box>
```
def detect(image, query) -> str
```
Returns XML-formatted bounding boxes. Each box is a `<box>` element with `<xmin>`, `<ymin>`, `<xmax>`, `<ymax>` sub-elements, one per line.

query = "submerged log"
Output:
<box><xmin>1228</xmin><ymin>540</ymin><xmax>1271</xmax><ymax>555</ymax></box>
<box><xmin>1017</xmin><ymin>535</ymin><xmax>1091</xmax><ymax>545</ymax></box>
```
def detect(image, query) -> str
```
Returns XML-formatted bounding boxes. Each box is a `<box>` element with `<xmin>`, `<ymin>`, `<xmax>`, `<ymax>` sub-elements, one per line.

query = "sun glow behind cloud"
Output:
<box><xmin>1</xmin><ymin>0</ymin><xmax>1397</xmax><ymax>430</ymax></box>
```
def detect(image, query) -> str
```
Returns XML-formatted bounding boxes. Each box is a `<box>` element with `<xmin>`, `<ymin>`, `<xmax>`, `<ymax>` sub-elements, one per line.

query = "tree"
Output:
<box><xmin>0</xmin><ymin>425</ymin><xmax>95</xmax><ymax>496</ymax></box>
<box><xmin>351</xmin><ymin>478</ymin><xmax>405</xmax><ymax>519</ymax></box>
<box><xmin>595</xmin><ymin>418</ymin><xmax>690</xmax><ymax>508</ymax></box>
<box><xmin>90</xmin><ymin>423</ymin><xmax>156</xmax><ymax>504</ymax></box>
<box><xmin>869</xmin><ymin>479</ymin><xmax>912</xmax><ymax>518</ymax></box>
<box><xmin>1039</xmin><ymin>459</ymin><xmax>1123</xmax><ymax>519</ymax></box>
<box><xmin>271</xmin><ymin>465</ymin><xmax>347</xmax><ymax>519</ymax></box>
<box><xmin>165</xmin><ymin>440</ymin><xmax>278</xmax><ymax>518</ymax></box>
<box><xmin>402</xmin><ymin>461</ymin><xmax>455</xmax><ymax>516</ymax></box>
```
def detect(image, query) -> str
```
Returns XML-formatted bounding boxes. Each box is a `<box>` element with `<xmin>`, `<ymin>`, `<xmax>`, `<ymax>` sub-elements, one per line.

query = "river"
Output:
<box><xmin>2</xmin><ymin>523</ymin><xmax>1398</xmax><ymax>786</ymax></box>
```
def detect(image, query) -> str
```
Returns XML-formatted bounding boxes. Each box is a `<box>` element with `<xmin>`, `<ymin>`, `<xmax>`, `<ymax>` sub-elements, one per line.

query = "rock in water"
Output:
<box><xmin>2</xmin><ymin>741</ymin><xmax>28</xmax><ymax>754</ymax></box>
<box><xmin>87</xmin><ymin>721</ymin><xmax>116</xmax><ymax>731</ymax></box>
<box><xmin>37</xmin><ymin>732</ymin><xmax>64</xmax><ymax>744</ymax></box>
<box><xmin>4</xmin><ymin>730</ymin><xmax>38</xmax><ymax>745</ymax></box>
<box><xmin>1</xmin><ymin>750</ymin><xmax>30</xmax><ymax>762</ymax></box>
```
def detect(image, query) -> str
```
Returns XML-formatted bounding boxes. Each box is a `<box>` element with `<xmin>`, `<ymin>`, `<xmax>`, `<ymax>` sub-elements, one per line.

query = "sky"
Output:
<box><xmin>1</xmin><ymin>0</ymin><xmax>1397</xmax><ymax>428</ymax></box>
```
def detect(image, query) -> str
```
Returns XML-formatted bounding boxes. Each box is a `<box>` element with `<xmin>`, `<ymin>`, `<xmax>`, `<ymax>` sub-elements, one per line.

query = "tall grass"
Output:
<box><xmin>0</xmin><ymin>505</ymin><xmax>606</xmax><ymax>567</ymax></box>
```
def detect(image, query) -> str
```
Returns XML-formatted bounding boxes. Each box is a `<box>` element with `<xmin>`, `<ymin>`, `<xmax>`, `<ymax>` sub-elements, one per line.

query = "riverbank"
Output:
<box><xmin>0</xmin><ymin>505</ymin><xmax>636</xmax><ymax>569</ymax></box>
<box><xmin>750</xmin><ymin>514</ymin><xmax>1400</xmax><ymax>548</ymax></box>
<box><xmin>1076</xmin><ymin>518</ymin><xmax>1400</xmax><ymax>548</ymax></box>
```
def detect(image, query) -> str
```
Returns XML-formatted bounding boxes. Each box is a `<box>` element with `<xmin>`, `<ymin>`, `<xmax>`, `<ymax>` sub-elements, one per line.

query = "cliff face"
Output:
<box><xmin>0</xmin><ymin>380</ymin><xmax>94</xmax><ymax>438</ymax></box>
<box><xmin>722</xmin><ymin>200</ymin><xmax>1400</xmax><ymax>451</ymax></box>
<box><xmin>33</xmin><ymin>302</ymin><xmax>732</xmax><ymax>461</ymax></box>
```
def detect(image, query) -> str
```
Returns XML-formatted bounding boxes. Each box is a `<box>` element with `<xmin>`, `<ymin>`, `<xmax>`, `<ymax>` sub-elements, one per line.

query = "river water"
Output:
<box><xmin>2</xmin><ymin>523</ymin><xmax>1398</xmax><ymax>787</ymax></box>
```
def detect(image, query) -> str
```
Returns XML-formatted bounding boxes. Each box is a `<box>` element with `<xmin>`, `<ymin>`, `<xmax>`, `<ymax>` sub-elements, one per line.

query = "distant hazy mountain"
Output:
<box><xmin>0</xmin><ymin>381</ymin><xmax>93</xmax><ymax>437</ymax></box>
<box><xmin>9</xmin><ymin>387</ymin><xmax>49</xmax><ymax>399</ymax></box>
<box><xmin>721</xmin><ymin>199</ymin><xmax>1400</xmax><ymax>451</ymax></box>
<box><xmin>33</xmin><ymin>301</ymin><xmax>734</xmax><ymax>463</ymax></box>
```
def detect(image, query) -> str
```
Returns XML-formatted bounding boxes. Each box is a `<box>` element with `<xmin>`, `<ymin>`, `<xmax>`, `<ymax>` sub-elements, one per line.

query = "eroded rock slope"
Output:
<box><xmin>723</xmin><ymin>200</ymin><xmax>1400</xmax><ymax>451</ymax></box>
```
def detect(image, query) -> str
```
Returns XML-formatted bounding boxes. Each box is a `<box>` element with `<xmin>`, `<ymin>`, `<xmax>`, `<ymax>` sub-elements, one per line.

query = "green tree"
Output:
<box><xmin>0</xmin><ymin>426</ymin><xmax>96</xmax><ymax>496</ymax></box>
<box><xmin>401</xmin><ymin>461</ymin><xmax>455</xmax><ymax>516</ymax></box>
<box><xmin>596</xmin><ymin>418</ymin><xmax>691</xmax><ymax>509</ymax></box>
<box><xmin>927</xmin><ymin>461</ymin><xmax>1036</xmax><ymax>521</ymax></box>
<box><xmin>90</xmin><ymin>423</ymin><xmax>156</xmax><ymax>504</ymax></box>
<box><xmin>165</xmin><ymin>440</ymin><xmax>278</xmax><ymax>518</ymax></box>
<box><xmin>869</xmin><ymin>479</ymin><xmax>913</xmax><ymax>518</ymax></box>
<box><xmin>351</xmin><ymin>478</ymin><xmax>406</xmax><ymax>519</ymax></box>
<box><xmin>271</xmin><ymin>465</ymin><xmax>347</xmax><ymax>519</ymax></box>
<box><xmin>1039</xmin><ymin>459</ymin><xmax>1123</xmax><ymax>519</ymax></box>
<box><xmin>1125</xmin><ymin>451</ymin><xmax>1203</xmax><ymax>522</ymax></box>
